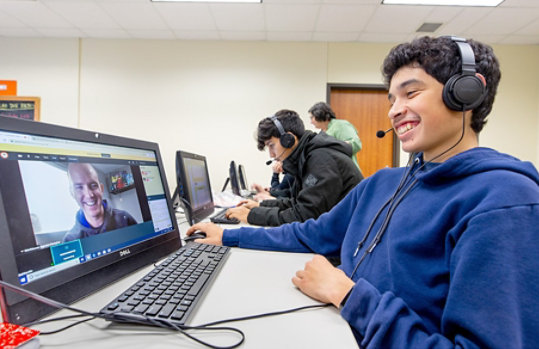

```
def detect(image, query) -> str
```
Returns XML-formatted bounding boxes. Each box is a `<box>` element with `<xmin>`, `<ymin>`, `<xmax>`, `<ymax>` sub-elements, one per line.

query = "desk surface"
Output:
<box><xmin>34</xmin><ymin>218</ymin><xmax>357</xmax><ymax>348</ymax></box>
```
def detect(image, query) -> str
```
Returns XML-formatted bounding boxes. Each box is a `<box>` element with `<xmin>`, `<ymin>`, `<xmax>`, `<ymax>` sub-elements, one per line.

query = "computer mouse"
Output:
<box><xmin>183</xmin><ymin>232</ymin><xmax>207</xmax><ymax>242</ymax></box>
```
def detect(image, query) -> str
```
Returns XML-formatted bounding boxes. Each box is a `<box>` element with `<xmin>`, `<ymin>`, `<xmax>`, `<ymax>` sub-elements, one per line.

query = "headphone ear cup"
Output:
<box><xmin>280</xmin><ymin>133</ymin><xmax>295</xmax><ymax>148</ymax></box>
<box><xmin>443</xmin><ymin>74</ymin><xmax>486</xmax><ymax>111</ymax></box>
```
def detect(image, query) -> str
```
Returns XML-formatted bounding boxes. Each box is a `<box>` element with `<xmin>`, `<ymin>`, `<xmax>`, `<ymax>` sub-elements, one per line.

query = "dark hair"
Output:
<box><xmin>308</xmin><ymin>102</ymin><xmax>336</xmax><ymax>122</ymax></box>
<box><xmin>256</xmin><ymin>109</ymin><xmax>305</xmax><ymax>151</ymax></box>
<box><xmin>382</xmin><ymin>36</ymin><xmax>501</xmax><ymax>133</ymax></box>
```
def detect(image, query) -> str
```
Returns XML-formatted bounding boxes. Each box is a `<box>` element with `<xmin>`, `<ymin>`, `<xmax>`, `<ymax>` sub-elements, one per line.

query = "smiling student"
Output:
<box><xmin>187</xmin><ymin>36</ymin><xmax>539</xmax><ymax>347</ymax></box>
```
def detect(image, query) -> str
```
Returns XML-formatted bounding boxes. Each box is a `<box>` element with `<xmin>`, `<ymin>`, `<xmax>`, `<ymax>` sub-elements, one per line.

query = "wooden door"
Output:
<box><xmin>328</xmin><ymin>85</ymin><xmax>398</xmax><ymax>177</ymax></box>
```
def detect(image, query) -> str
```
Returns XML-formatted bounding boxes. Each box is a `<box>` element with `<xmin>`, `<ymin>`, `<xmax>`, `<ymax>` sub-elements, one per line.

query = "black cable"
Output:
<box><xmin>351</xmin><ymin>111</ymin><xmax>468</xmax><ymax>278</ymax></box>
<box><xmin>38</xmin><ymin>316</ymin><xmax>95</xmax><ymax>335</ymax></box>
<box><xmin>352</xmin><ymin>155</ymin><xmax>416</xmax><ymax>258</ymax></box>
<box><xmin>24</xmin><ymin>313</ymin><xmax>89</xmax><ymax>326</ymax></box>
<box><xmin>0</xmin><ymin>279</ymin><xmax>330</xmax><ymax>349</ymax></box>
<box><xmin>197</xmin><ymin>303</ymin><xmax>332</xmax><ymax>327</ymax></box>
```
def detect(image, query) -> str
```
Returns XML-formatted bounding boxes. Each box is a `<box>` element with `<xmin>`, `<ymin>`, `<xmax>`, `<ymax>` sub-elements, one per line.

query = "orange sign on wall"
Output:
<box><xmin>0</xmin><ymin>81</ymin><xmax>17</xmax><ymax>96</ymax></box>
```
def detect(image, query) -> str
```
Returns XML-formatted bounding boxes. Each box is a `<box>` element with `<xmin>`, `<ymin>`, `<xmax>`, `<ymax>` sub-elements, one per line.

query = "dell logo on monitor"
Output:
<box><xmin>119</xmin><ymin>249</ymin><xmax>131</xmax><ymax>257</ymax></box>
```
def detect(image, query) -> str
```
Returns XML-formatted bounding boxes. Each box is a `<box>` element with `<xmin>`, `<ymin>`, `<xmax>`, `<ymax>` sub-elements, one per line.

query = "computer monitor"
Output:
<box><xmin>229</xmin><ymin>160</ymin><xmax>241</xmax><ymax>196</ymax></box>
<box><xmin>238</xmin><ymin>164</ymin><xmax>248</xmax><ymax>191</ymax></box>
<box><xmin>0</xmin><ymin>116</ymin><xmax>180</xmax><ymax>325</ymax></box>
<box><xmin>174</xmin><ymin>150</ymin><xmax>215</xmax><ymax>225</ymax></box>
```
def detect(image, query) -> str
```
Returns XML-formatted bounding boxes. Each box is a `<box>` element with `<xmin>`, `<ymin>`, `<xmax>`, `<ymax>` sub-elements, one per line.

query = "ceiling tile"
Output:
<box><xmin>313</xmin><ymin>31</ymin><xmax>359</xmax><ymax>41</ymax></box>
<box><xmin>155</xmin><ymin>3</ymin><xmax>216</xmax><ymax>31</ymax></box>
<box><xmin>44</xmin><ymin>1</ymin><xmax>119</xmax><ymax>29</ymax></box>
<box><xmin>210</xmin><ymin>3</ymin><xmax>265</xmax><ymax>31</ymax></box>
<box><xmin>466</xmin><ymin>7</ymin><xmax>539</xmax><ymax>35</ymax></box>
<box><xmin>38</xmin><ymin>27</ymin><xmax>86</xmax><ymax>38</ymax></box>
<box><xmin>1</xmin><ymin>1</ymin><xmax>73</xmax><ymax>28</ymax></box>
<box><xmin>0</xmin><ymin>0</ymin><xmax>538</xmax><ymax>44</ymax></box>
<box><xmin>359</xmin><ymin>32</ymin><xmax>409</xmax><ymax>43</ymax></box>
<box><xmin>126</xmin><ymin>29</ymin><xmax>175</xmax><ymax>39</ymax></box>
<box><xmin>323</xmin><ymin>0</ymin><xmax>380</xmax><ymax>3</ymax></box>
<box><xmin>265</xmin><ymin>4</ymin><xmax>319</xmax><ymax>32</ymax></box>
<box><xmin>438</xmin><ymin>7</ymin><xmax>491</xmax><ymax>36</ymax></box>
<box><xmin>267</xmin><ymin>31</ymin><xmax>312</xmax><ymax>41</ymax></box>
<box><xmin>100</xmin><ymin>2</ymin><xmax>168</xmax><ymax>30</ymax></box>
<box><xmin>265</xmin><ymin>0</ymin><xmax>319</xmax><ymax>3</ymax></box>
<box><xmin>364</xmin><ymin>5</ymin><xmax>433</xmax><ymax>34</ymax></box>
<box><xmin>499</xmin><ymin>0</ymin><xmax>539</xmax><ymax>8</ymax></box>
<box><xmin>0</xmin><ymin>27</ymin><xmax>41</xmax><ymax>37</ymax></box>
<box><xmin>79</xmin><ymin>28</ymin><xmax>130</xmax><ymax>39</ymax></box>
<box><xmin>0</xmin><ymin>9</ymin><xmax>25</xmax><ymax>27</ymax></box>
<box><xmin>220</xmin><ymin>30</ymin><xmax>266</xmax><ymax>41</ymax></box>
<box><xmin>317</xmin><ymin>4</ymin><xmax>376</xmax><ymax>32</ymax></box>
<box><xmin>514</xmin><ymin>18</ymin><xmax>539</xmax><ymax>35</ymax></box>
<box><xmin>423</xmin><ymin>6</ymin><xmax>463</xmax><ymax>23</ymax></box>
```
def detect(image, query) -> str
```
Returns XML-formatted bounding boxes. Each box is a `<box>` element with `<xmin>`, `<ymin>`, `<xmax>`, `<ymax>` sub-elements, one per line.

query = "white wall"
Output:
<box><xmin>0</xmin><ymin>38</ymin><xmax>80</xmax><ymax>128</ymax></box>
<box><xmin>2</xmin><ymin>38</ymin><xmax>538</xmax><ymax>193</ymax></box>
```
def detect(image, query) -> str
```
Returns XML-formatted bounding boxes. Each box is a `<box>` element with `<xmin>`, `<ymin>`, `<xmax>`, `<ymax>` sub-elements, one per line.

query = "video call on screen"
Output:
<box><xmin>0</xmin><ymin>131</ymin><xmax>174</xmax><ymax>286</ymax></box>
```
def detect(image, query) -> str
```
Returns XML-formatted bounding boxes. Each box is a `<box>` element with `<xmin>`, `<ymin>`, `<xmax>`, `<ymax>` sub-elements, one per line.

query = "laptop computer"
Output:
<box><xmin>0</xmin><ymin>116</ymin><xmax>229</xmax><ymax>326</ymax></box>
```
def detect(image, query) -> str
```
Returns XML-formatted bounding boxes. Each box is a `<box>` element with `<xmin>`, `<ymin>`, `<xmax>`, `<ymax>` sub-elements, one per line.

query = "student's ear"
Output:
<box><xmin>100</xmin><ymin>183</ymin><xmax>105</xmax><ymax>193</ymax></box>
<box><xmin>476</xmin><ymin>73</ymin><xmax>487</xmax><ymax>87</ymax></box>
<box><xmin>289</xmin><ymin>132</ymin><xmax>299</xmax><ymax>147</ymax></box>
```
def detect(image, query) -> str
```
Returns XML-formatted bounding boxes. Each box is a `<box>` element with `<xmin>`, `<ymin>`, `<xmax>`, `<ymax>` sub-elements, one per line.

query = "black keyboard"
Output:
<box><xmin>100</xmin><ymin>243</ymin><xmax>230</xmax><ymax>325</ymax></box>
<box><xmin>210</xmin><ymin>208</ymin><xmax>240</xmax><ymax>224</ymax></box>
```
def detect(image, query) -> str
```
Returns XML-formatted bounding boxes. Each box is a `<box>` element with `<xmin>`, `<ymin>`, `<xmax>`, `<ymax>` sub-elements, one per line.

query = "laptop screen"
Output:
<box><xmin>175</xmin><ymin>150</ymin><xmax>214</xmax><ymax>224</ymax></box>
<box><xmin>0</xmin><ymin>116</ymin><xmax>181</xmax><ymax>324</ymax></box>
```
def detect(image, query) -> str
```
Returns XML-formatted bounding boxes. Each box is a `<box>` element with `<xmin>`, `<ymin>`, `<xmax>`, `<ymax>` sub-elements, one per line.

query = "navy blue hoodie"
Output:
<box><xmin>223</xmin><ymin>147</ymin><xmax>539</xmax><ymax>348</ymax></box>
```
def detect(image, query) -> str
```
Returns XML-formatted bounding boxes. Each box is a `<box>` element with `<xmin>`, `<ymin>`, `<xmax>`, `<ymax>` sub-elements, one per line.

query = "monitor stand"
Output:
<box><xmin>221</xmin><ymin>177</ymin><xmax>230</xmax><ymax>192</ymax></box>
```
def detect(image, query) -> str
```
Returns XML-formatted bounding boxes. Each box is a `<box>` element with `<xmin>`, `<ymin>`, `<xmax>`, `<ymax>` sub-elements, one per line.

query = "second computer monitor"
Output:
<box><xmin>229</xmin><ymin>160</ymin><xmax>241</xmax><ymax>196</ymax></box>
<box><xmin>175</xmin><ymin>151</ymin><xmax>215</xmax><ymax>224</ymax></box>
<box><xmin>238</xmin><ymin>164</ymin><xmax>248</xmax><ymax>191</ymax></box>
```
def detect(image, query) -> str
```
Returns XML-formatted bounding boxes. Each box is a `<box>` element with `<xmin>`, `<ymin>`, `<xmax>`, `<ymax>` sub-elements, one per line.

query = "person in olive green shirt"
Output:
<box><xmin>308</xmin><ymin>102</ymin><xmax>362</xmax><ymax>172</ymax></box>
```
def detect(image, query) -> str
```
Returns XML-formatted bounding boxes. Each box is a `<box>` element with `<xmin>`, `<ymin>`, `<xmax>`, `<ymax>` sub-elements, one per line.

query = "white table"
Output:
<box><xmin>33</xmin><ymin>215</ymin><xmax>357</xmax><ymax>348</ymax></box>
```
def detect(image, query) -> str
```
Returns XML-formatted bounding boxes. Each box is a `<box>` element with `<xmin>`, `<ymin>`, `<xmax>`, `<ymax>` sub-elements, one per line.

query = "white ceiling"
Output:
<box><xmin>0</xmin><ymin>0</ymin><xmax>538</xmax><ymax>44</ymax></box>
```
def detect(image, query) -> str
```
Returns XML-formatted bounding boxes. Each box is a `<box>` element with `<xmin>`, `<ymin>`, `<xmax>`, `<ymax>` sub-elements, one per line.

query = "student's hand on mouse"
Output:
<box><xmin>185</xmin><ymin>222</ymin><xmax>224</xmax><ymax>246</ymax></box>
<box><xmin>226</xmin><ymin>206</ymin><xmax>250</xmax><ymax>223</ymax></box>
<box><xmin>292</xmin><ymin>255</ymin><xmax>355</xmax><ymax>308</ymax></box>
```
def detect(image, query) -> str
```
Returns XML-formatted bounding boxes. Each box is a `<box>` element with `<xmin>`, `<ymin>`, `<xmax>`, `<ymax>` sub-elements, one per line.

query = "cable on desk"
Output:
<box><xmin>0</xmin><ymin>280</ymin><xmax>244</xmax><ymax>349</ymax></box>
<box><xmin>0</xmin><ymin>280</ymin><xmax>331</xmax><ymax>349</ymax></box>
<box><xmin>34</xmin><ymin>316</ymin><xmax>95</xmax><ymax>335</ymax></box>
<box><xmin>196</xmin><ymin>303</ymin><xmax>332</xmax><ymax>327</ymax></box>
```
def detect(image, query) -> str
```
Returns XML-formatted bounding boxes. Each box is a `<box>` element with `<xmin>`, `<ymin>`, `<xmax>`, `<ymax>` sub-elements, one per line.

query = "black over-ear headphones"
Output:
<box><xmin>442</xmin><ymin>36</ymin><xmax>486</xmax><ymax>111</ymax></box>
<box><xmin>270</xmin><ymin>115</ymin><xmax>295</xmax><ymax>148</ymax></box>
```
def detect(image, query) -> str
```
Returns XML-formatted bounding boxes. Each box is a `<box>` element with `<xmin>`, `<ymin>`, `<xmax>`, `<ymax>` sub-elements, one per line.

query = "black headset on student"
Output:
<box><xmin>353</xmin><ymin>37</ymin><xmax>487</xmax><ymax>277</ymax></box>
<box><xmin>442</xmin><ymin>36</ymin><xmax>486</xmax><ymax>111</ymax></box>
<box><xmin>270</xmin><ymin>115</ymin><xmax>296</xmax><ymax>148</ymax></box>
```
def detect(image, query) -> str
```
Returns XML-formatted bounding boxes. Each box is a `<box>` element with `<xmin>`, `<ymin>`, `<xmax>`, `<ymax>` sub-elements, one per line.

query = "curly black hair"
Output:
<box><xmin>382</xmin><ymin>36</ymin><xmax>501</xmax><ymax>133</ymax></box>
<box><xmin>256</xmin><ymin>109</ymin><xmax>305</xmax><ymax>151</ymax></box>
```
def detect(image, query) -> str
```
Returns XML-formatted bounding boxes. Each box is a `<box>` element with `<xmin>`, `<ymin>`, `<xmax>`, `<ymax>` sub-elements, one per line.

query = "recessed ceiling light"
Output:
<box><xmin>382</xmin><ymin>0</ymin><xmax>504</xmax><ymax>6</ymax></box>
<box><xmin>151</xmin><ymin>0</ymin><xmax>262</xmax><ymax>3</ymax></box>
